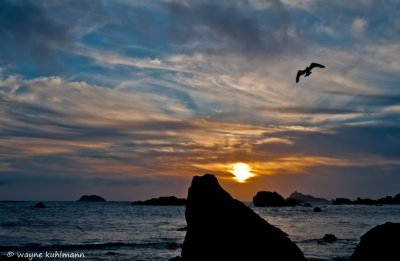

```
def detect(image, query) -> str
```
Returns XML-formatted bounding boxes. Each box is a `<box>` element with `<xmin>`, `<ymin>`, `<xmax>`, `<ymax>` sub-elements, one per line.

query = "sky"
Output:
<box><xmin>0</xmin><ymin>0</ymin><xmax>399</xmax><ymax>201</ymax></box>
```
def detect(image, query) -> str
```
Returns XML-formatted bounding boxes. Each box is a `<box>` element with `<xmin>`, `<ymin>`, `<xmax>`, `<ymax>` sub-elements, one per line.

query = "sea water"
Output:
<box><xmin>1</xmin><ymin>201</ymin><xmax>400</xmax><ymax>260</ymax></box>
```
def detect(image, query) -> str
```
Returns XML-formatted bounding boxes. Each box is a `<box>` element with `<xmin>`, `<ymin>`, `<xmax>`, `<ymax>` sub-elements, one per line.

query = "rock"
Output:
<box><xmin>132</xmin><ymin>196</ymin><xmax>186</xmax><ymax>206</ymax></box>
<box><xmin>353</xmin><ymin>197</ymin><xmax>377</xmax><ymax>205</ymax></box>
<box><xmin>169</xmin><ymin>256</ymin><xmax>182</xmax><ymax>261</ymax></box>
<box><xmin>34</xmin><ymin>202</ymin><xmax>46</xmax><ymax>208</ymax></box>
<box><xmin>181</xmin><ymin>174</ymin><xmax>306</xmax><ymax>261</ymax></box>
<box><xmin>313</xmin><ymin>207</ymin><xmax>322</xmax><ymax>212</ymax></box>
<box><xmin>77</xmin><ymin>195</ymin><xmax>106</xmax><ymax>202</ymax></box>
<box><xmin>286</xmin><ymin>198</ymin><xmax>301</xmax><ymax>206</ymax></box>
<box><xmin>322</xmin><ymin>234</ymin><xmax>337</xmax><ymax>243</ymax></box>
<box><xmin>352</xmin><ymin>222</ymin><xmax>400</xmax><ymax>261</ymax></box>
<box><xmin>394</xmin><ymin>193</ymin><xmax>400</xmax><ymax>204</ymax></box>
<box><xmin>253</xmin><ymin>191</ymin><xmax>287</xmax><ymax>207</ymax></box>
<box><xmin>289</xmin><ymin>191</ymin><xmax>330</xmax><ymax>203</ymax></box>
<box><xmin>376</xmin><ymin>196</ymin><xmax>394</xmax><ymax>204</ymax></box>
<box><xmin>332</xmin><ymin>198</ymin><xmax>353</xmax><ymax>205</ymax></box>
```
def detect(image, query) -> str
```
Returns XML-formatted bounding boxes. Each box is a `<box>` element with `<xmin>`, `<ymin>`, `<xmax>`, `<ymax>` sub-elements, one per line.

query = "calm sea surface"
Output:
<box><xmin>1</xmin><ymin>201</ymin><xmax>400</xmax><ymax>260</ymax></box>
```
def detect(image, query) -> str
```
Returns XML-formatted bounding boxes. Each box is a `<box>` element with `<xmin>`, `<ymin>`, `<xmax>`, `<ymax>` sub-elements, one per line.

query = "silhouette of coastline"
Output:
<box><xmin>289</xmin><ymin>191</ymin><xmax>330</xmax><ymax>203</ymax></box>
<box><xmin>333</xmin><ymin>194</ymin><xmax>400</xmax><ymax>205</ymax></box>
<box><xmin>132</xmin><ymin>196</ymin><xmax>186</xmax><ymax>206</ymax></box>
<box><xmin>250</xmin><ymin>190</ymin><xmax>400</xmax><ymax>207</ymax></box>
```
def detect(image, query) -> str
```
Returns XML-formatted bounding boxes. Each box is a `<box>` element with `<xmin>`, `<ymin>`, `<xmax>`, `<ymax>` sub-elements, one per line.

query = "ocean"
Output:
<box><xmin>1</xmin><ymin>201</ymin><xmax>400</xmax><ymax>260</ymax></box>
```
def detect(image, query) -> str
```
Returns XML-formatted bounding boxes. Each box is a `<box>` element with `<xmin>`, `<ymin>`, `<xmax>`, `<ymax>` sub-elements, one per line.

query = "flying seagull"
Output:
<box><xmin>296</xmin><ymin>62</ymin><xmax>325</xmax><ymax>83</ymax></box>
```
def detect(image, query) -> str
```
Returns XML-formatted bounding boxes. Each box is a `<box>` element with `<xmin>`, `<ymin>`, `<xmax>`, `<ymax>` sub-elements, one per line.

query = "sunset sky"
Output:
<box><xmin>1</xmin><ymin>0</ymin><xmax>399</xmax><ymax>201</ymax></box>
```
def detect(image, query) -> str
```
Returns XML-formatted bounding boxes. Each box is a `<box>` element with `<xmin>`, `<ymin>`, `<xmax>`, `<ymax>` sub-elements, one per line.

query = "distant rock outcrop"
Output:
<box><xmin>180</xmin><ymin>174</ymin><xmax>306</xmax><ymax>261</ymax></box>
<box><xmin>353</xmin><ymin>197</ymin><xmax>376</xmax><ymax>205</ymax></box>
<box><xmin>332</xmin><ymin>194</ymin><xmax>400</xmax><ymax>206</ymax></box>
<box><xmin>289</xmin><ymin>191</ymin><xmax>330</xmax><ymax>203</ymax></box>
<box><xmin>132</xmin><ymin>196</ymin><xmax>186</xmax><ymax>206</ymax></box>
<box><xmin>394</xmin><ymin>193</ymin><xmax>400</xmax><ymax>203</ymax></box>
<box><xmin>332</xmin><ymin>198</ymin><xmax>353</xmax><ymax>205</ymax></box>
<box><xmin>253</xmin><ymin>191</ymin><xmax>287</xmax><ymax>207</ymax></box>
<box><xmin>77</xmin><ymin>195</ymin><xmax>106</xmax><ymax>202</ymax></box>
<box><xmin>34</xmin><ymin>202</ymin><xmax>46</xmax><ymax>208</ymax></box>
<box><xmin>352</xmin><ymin>222</ymin><xmax>400</xmax><ymax>261</ymax></box>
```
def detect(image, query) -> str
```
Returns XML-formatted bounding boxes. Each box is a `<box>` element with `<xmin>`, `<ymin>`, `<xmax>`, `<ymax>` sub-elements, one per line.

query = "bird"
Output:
<box><xmin>296</xmin><ymin>62</ymin><xmax>325</xmax><ymax>83</ymax></box>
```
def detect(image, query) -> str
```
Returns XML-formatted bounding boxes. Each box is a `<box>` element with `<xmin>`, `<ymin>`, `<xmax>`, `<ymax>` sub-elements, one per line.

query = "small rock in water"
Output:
<box><xmin>322</xmin><ymin>234</ymin><xmax>337</xmax><ymax>243</ymax></box>
<box><xmin>34</xmin><ymin>202</ymin><xmax>46</xmax><ymax>208</ymax></box>
<box><xmin>313</xmin><ymin>207</ymin><xmax>322</xmax><ymax>212</ymax></box>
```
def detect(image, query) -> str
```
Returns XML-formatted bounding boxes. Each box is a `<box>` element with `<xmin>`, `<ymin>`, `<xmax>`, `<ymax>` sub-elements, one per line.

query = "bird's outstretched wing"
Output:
<box><xmin>309</xmin><ymin>62</ymin><xmax>325</xmax><ymax>69</ymax></box>
<box><xmin>296</xmin><ymin>70</ymin><xmax>305</xmax><ymax>83</ymax></box>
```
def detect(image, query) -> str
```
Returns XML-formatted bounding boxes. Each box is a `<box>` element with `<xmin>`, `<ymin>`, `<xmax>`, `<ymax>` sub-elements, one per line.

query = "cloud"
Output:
<box><xmin>163</xmin><ymin>1</ymin><xmax>300</xmax><ymax>58</ymax></box>
<box><xmin>0</xmin><ymin>0</ymin><xmax>76</xmax><ymax>71</ymax></box>
<box><xmin>351</xmin><ymin>17</ymin><xmax>367</xmax><ymax>38</ymax></box>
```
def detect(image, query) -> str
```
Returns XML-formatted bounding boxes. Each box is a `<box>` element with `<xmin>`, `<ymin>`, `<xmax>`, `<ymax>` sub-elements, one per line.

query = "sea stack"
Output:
<box><xmin>180</xmin><ymin>174</ymin><xmax>306</xmax><ymax>261</ymax></box>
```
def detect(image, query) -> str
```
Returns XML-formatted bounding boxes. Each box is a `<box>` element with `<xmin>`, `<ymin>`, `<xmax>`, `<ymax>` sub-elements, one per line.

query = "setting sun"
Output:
<box><xmin>231</xmin><ymin>163</ymin><xmax>254</xmax><ymax>183</ymax></box>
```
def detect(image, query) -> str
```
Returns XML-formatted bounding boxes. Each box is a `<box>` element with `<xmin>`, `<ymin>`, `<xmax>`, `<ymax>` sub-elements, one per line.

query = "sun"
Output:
<box><xmin>231</xmin><ymin>163</ymin><xmax>253</xmax><ymax>183</ymax></box>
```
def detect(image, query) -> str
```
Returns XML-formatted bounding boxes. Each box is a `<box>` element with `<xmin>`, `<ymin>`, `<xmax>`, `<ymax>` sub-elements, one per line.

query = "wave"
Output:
<box><xmin>0</xmin><ymin>242</ymin><xmax>181</xmax><ymax>252</ymax></box>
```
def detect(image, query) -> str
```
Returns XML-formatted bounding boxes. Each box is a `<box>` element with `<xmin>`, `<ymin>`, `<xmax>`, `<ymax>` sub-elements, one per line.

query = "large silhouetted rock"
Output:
<box><xmin>77</xmin><ymin>195</ymin><xmax>106</xmax><ymax>202</ymax></box>
<box><xmin>352</xmin><ymin>222</ymin><xmax>400</xmax><ymax>261</ymax></box>
<box><xmin>181</xmin><ymin>174</ymin><xmax>306</xmax><ymax>261</ymax></box>
<box><xmin>132</xmin><ymin>196</ymin><xmax>186</xmax><ymax>206</ymax></box>
<box><xmin>253</xmin><ymin>191</ymin><xmax>287</xmax><ymax>207</ymax></box>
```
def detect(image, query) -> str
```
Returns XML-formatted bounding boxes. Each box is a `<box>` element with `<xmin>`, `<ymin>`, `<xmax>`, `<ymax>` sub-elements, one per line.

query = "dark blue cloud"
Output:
<box><xmin>256</xmin><ymin>124</ymin><xmax>400</xmax><ymax>159</ymax></box>
<box><xmin>0</xmin><ymin>0</ymin><xmax>76</xmax><ymax>74</ymax></box>
<box><xmin>164</xmin><ymin>1</ymin><xmax>299</xmax><ymax>57</ymax></box>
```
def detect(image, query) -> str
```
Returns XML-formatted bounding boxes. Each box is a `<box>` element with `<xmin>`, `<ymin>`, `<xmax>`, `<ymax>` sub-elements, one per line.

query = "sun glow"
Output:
<box><xmin>231</xmin><ymin>163</ymin><xmax>254</xmax><ymax>183</ymax></box>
